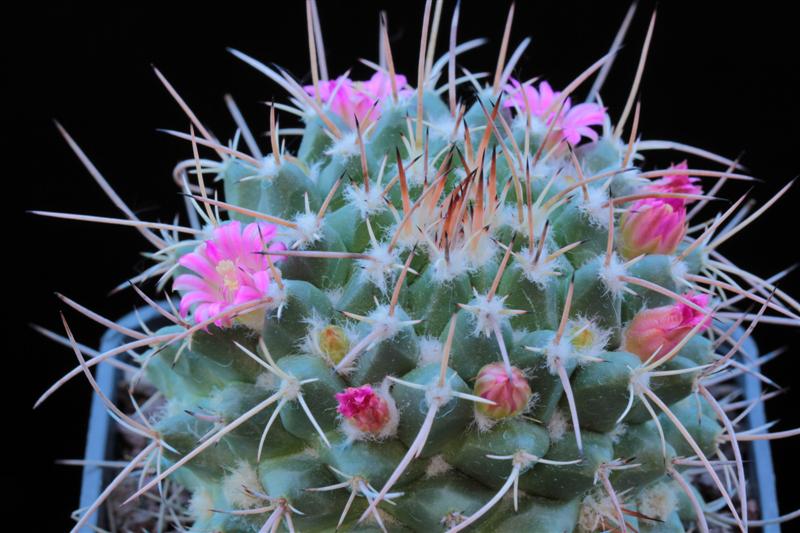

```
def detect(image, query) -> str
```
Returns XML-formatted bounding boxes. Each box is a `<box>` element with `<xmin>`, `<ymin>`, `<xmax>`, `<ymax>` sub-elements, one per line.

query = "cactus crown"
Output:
<box><xmin>37</xmin><ymin>1</ymin><xmax>800</xmax><ymax>532</ymax></box>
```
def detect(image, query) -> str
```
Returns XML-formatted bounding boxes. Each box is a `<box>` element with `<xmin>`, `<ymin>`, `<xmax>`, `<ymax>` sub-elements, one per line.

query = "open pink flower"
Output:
<box><xmin>305</xmin><ymin>72</ymin><xmax>413</xmax><ymax>129</ymax></box>
<box><xmin>619</xmin><ymin>197</ymin><xmax>687</xmax><ymax>259</ymax></box>
<box><xmin>503</xmin><ymin>79</ymin><xmax>605</xmax><ymax>144</ymax></box>
<box><xmin>173</xmin><ymin>221</ymin><xmax>285</xmax><ymax>328</ymax></box>
<box><xmin>625</xmin><ymin>293</ymin><xmax>712</xmax><ymax>361</ymax></box>
<box><xmin>335</xmin><ymin>385</ymin><xmax>391</xmax><ymax>433</ymax></box>
<box><xmin>649</xmin><ymin>161</ymin><xmax>702</xmax><ymax>198</ymax></box>
<box><xmin>473</xmin><ymin>363</ymin><xmax>532</xmax><ymax>419</ymax></box>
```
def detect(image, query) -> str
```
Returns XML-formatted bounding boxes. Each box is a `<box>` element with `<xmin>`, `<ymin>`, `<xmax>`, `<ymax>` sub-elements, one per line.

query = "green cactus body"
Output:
<box><xmin>43</xmin><ymin>3</ymin><xmax>795</xmax><ymax>532</ymax></box>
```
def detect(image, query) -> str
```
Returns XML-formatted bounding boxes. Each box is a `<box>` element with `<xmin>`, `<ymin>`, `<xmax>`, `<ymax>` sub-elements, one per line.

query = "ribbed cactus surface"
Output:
<box><xmin>37</xmin><ymin>2</ymin><xmax>800</xmax><ymax>532</ymax></box>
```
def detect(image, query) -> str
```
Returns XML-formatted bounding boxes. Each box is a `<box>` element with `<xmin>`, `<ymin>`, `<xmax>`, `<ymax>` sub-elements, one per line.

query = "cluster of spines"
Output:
<box><xmin>32</xmin><ymin>1</ymin><xmax>800</xmax><ymax>532</ymax></box>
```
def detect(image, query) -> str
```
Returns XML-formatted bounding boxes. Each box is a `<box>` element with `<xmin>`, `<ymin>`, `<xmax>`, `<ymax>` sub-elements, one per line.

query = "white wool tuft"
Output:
<box><xmin>598</xmin><ymin>253</ymin><xmax>628</xmax><ymax>296</ymax></box>
<box><xmin>545</xmin><ymin>337</ymin><xmax>574</xmax><ymax>375</ymax></box>
<box><xmin>292</xmin><ymin>212</ymin><xmax>322</xmax><ymax>247</ymax></box>
<box><xmin>188</xmin><ymin>489</ymin><xmax>215</xmax><ymax>522</ymax></box>
<box><xmin>473</xmin><ymin>406</ymin><xmax>497</xmax><ymax>433</ymax></box>
<box><xmin>425</xmin><ymin>455</ymin><xmax>453</xmax><ymax>478</ymax></box>
<box><xmin>577</xmin><ymin>491</ymin><xmax>618</xmax><ymax>532</ymax></box>
<box><xmin>670</xmin><ymin>259</ymin><xmax>690</xmax><ymax>288</ymax></box>
<box><xmin>255</xmin><ymin>372</ymin><xmax>280</xmax><ymax>392</ymax></box>
<box><xmin>547</xmin><ymin>409</ymin><xmax>570</xmax><ymax>442</ymax></box>
<box><xmin>323</xmin><ymin>286</ymin><xmax>344</xmax><ymax>307</ymax></box>
<box><xmin>418</xmin><ymin>336</ymin><xmax>444</xmax><ymax>366</ymax></box>
<box><xmin>580</xmin><ymin>186</ymin><xmax>612</xmax><ymax>228</ymax></box>
<box><xmin>358</xmin><ymin>242</ymin><xmax>399</xmax><ymax>292</ymax></box>
<box><xmin>324</xmin><ymin>131</ymin><xmax>359</xmax><ymax>158</ymax></box>
<box><xmin>429</xmin><ymin>247</ymin><xmax>471</xmax><ymax>282</ymax></box>
<box><xmin>466</xmin><ymin>293</ymin><xmax>509</xmax><ymax>337</ymax></box>
<box><xmin>367</xmin><ymin>304</ymin><xmax>405</xmax><ymax>340</ymax></box>
<box><xmin>515</xmin><ymin>246</ymin><xmax>563</xmax><ymax>287</ymax></box>
<box><xmin>222</xmin><ymin>462</ymin><xmax>262</xmax><ymax>509</ymax></box>
<box><xmin>428</xmin><ymin>115</ymin><xmax>463</xmax><ymax>145</ymax></box>
<box><xmin>344</xmin><ymin>183</ymin><xmax>387</xmax><ymax>218</ymax></box>
<box><xmin>638</xmin><ymin>482</ymin><xmax>677</xmax><ymax>521</ymax></box>
<box><xmin>608</xmin><ymin>422</ymin><xmax>628</xmax><ymax>444</ymax></box>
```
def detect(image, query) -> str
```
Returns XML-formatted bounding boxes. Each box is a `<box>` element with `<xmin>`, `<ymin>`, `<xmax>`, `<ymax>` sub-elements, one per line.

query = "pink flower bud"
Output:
<box><xmin>619</xmin><ymin>198</ymin><xmax>687</xmax><ymax>259</ymax></box>
<box><xmin>335</xmin><ymin>385</ymin><xmax>391</xmax><ymax>433</ymax></box>
<box><xmin>473</xmin><ymin>363</ymin><xmax>532</xmax><ymax>419</ymax></box>
<box><xmin>648</xmin><ymin>161</ymin><xmax>703</xmax><ymax>198</ymax></box>
<box><xmin>624</xmin><ymin>293</ymin><xmax>711</xmax><ymax>361</ymax></box>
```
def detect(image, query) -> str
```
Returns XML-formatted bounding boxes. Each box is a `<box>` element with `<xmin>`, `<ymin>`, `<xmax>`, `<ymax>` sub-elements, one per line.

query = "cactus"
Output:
<box><xmin>35</xmin><ymin>2</ymin><xmax>800</xmax><ymax>532</ymax></box>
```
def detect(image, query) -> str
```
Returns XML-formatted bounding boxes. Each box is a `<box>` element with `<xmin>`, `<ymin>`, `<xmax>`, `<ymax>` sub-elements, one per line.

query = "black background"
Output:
<box><xmin>8</xmin><ymin>1</ymin><xmax>800</xmax><ymax>530</ymax></box>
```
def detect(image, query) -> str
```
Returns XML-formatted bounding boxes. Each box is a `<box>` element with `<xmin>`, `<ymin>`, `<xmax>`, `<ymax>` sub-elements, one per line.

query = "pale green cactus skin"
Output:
<box><xmin>43</xmin><ymin>3</ymin><xmax>794</xmax><ymax>532</ymax></box>
<box><xmin>133</xmin><ymin>64</ymin><xmax>731</xmax><ymax>533</ymax></box>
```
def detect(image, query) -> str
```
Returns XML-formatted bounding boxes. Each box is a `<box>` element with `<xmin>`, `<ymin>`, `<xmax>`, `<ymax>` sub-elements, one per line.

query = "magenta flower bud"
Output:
<box><xmin>473</xmin><ymin>363</ymin><xmax>532</xmax><ymax>420</ymax></box>
<box><xmin>335</xmin><ymin>385</ymin><xmax>391</xmax><ymax>434</ymax></box>
<box><xmin>619</xmin><ymin>197</ymin><xmax>687</xmax><ymax>259</ymax></box>
<box><xmin>648</xmin><ymin>161</ymin><xmax>703</xmax><ymax>198</ymax></box>
<box><xmin>624</xmin><ymin>293</ymin><xmax>711</xmax><ymax>361</ymax></box>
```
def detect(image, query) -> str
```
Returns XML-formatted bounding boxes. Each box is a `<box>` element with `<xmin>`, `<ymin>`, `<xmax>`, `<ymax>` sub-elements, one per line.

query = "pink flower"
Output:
<box><xmin>624</xmin><ymin>293</ymin><xmax>712</xmax><ymax>361</ymax></box>
<box><xmin>473</xmin><ymin>363</ymin><xmax>532</xmax><ymax>419</ymax></box>
<box><xmin>173</xmin><ymin>221</ymin><xmax>285</xmax><ymax>328</ymax></box>
<box><xmin>304</xmin><ymin>72</ymin><xmax>413</xmax><ymax>129</ymax></box>
<box><xmin>503</xmin><ymin>79</ymin><xmax>605</xmax><ymax>144</ymax></box>
<box><xmin>335</xmin><ymin>385</ymin><xmax>391</xmax><ymax>433</ymax></box>
<box><xmin>649</xmin><ymin>161</ymin><xmax>703</xmax><ymax>198</ymax></box>
<box><xmin>619</xmin><ymin>197</ymin><xmax>687</xmax><ymax>259</ymax></box>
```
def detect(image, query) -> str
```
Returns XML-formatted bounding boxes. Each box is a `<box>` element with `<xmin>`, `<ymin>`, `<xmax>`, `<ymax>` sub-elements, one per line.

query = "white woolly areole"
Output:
<box><xmin>323</xmin><ymin>286</ymin><xmax>344</xmax><ymax>308</ymax></box>
<box><xmin>188</xmin><ymin>488</ymin><xmax>215</xmax><ymax>522</ymax></box>
<box><xmin>418</xmin><ymin>336</ymin><xmax>444</xmax><ymax>367</ymax></box>
<box><xmin>473</xmin><ymin>406</ymin><xmax>497</xmax><ymax>433</ymax></box>
<box><xmin>428</xmin><ymin>115</ymin><xmax>463</xmax><ymax>144</ymax></box>
<box><xmin>255</xmin><ymin>372</ymin><xmax>280</xmax><ymax>392</ymax></box>
<box><xmin>222</xmin><ymin>461</ymin><xmax>262</xmax><ymax>509</ymax></box>
<box><xmin>515</xmin><ymin>245</ymin><xmax>562</xmax><ymax>287</ymax></box>
<box><xmin>465</xmin><ymin>293</ymin><xmax>509</xmax><ymax>337</ymax></box>
<box><xmin>340</xmin><ymin>379</ymin><xmax>400</xmax><ymax>442</ymax></box>
<box><xmin>357</xmin><ymin>242</ymin><xmax>399</xmax><ymax>293</ymax></box>
<box><xmin>671</xmin><ymin>259</ymin><xmax>690</xmax><ymax>288</ymax></box>
<box><xmin>577</xmin><ymin>491</ymin><xmax>619</xmax><ymax>533</ymax></box>
<box><xmin>324</xmin><ymin>131</ymin><xmax>359</xmax><ymax>158</ymax></box>
<box><xmin>254</xmin><ymin>154</ymin><xmax>279</xmax><ymax>180</ymax></box>
<box><xmin>291</xmin><ymin>211</ymin><xmax>323</xmax><ymax>248</ymax></box>
<box><xmin>579</xmin><ymin>186</ymin><xmax>611</xmax><ymax>228</ymax></box>
<box><xmin>512</xmin><ymin>112</ymin><xmax>548</xmax><ymax>138</ymax></box>
<box><xmin>426</xmin><ymin>382</ymin><xmax>454</xmax><ymax>406</ymax></box>
<box><xmin>638</xmin><ymin>482</ymin><xmax>677</xmax><ymax>521</ymax></box>
<box><xmin>366</xmin><ymin>304</ymin><xmax>405</xmax><ymax>341</ymax></box>
<box><xmin>598</xmin><ymin>253</ymin><xmax>628</xmax><ymax>297</ymax></box>
<box><xmin>428</xmin><ymin>247</ymin><xmax>471</xmax><ymax>282</ymax></box>
<box><xmin>464</xmin><ymin>232</ymin><xmax>498</xmax><ymax>269</ymax></box>
<box><xmin>547</xmin><ymin>409</ymin><xmax>570</xmax><ymax>442</ymax></box>
<box><xmin>501</xmin><ymin>203</ymin><xmax>549</xmax><ymax>243</ymax></box>
<box><xmin>608</xmin><ymin>422</ymin><xmax>628</xmax><ymax>444</ymax></box>
<box><xmin>425</xmin><ymin>454</ymin><xmax>453</xmax><ymax>478</ymax></box>
<box><xmin>344</xmin><ymin>183</ymin><xmax>387</xmax><ymax>218</ymax></box>
<box><xmin>306</xmin><ymin>160</ymin><xmax>323</xmax><ymax>185</ymax></box>
<box><xmin>404</xmin><ymin>154</ymin><xmax>427</xmax><ymax>187</ymax></box>
<box><xmin>545</xmin><ymin>337</ymin><xmax>575</xmax><ymax>375</ymax></box>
